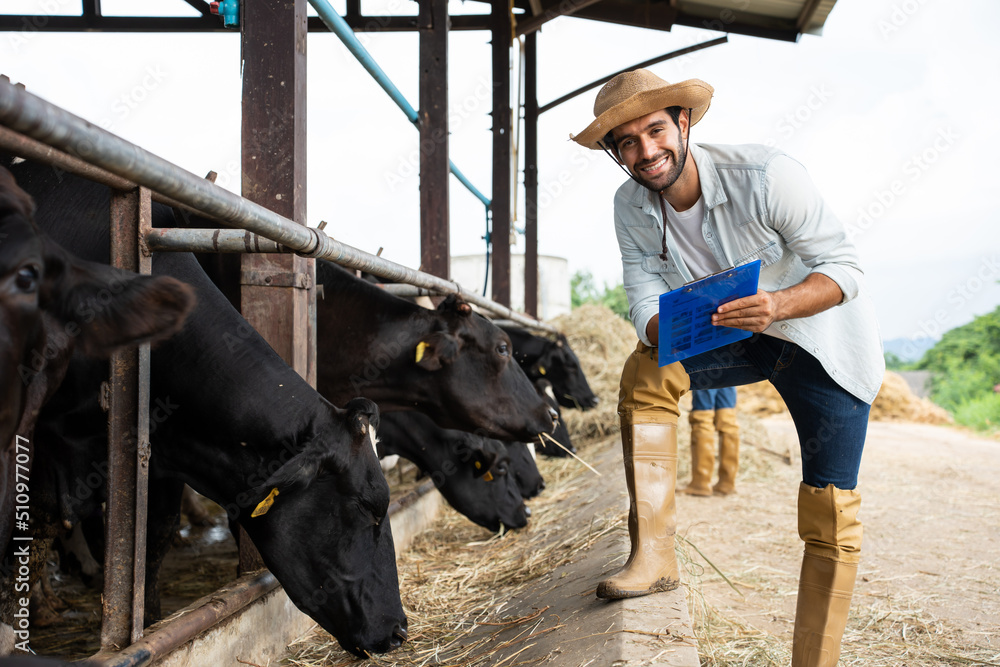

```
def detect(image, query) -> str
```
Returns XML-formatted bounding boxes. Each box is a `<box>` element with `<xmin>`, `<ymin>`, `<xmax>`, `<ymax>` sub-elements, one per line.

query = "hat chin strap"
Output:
<box><xmin>598</xmin><ymin>108</ymin><xmax>693</xmax><ymax>193</ymax></box>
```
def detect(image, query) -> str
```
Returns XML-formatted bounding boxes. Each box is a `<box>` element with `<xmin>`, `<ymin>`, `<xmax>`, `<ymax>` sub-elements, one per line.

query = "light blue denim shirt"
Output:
<box><xmin>614</xmin><ymin>142</ymin><xmax>885</xmax><ymax>404</ymax></box>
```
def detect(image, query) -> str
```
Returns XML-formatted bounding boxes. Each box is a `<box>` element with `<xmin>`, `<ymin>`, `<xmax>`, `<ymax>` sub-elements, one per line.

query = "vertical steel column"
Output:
<box><xmin>418</xmin><ymin>0</ymin><xmax>450</xmax><ymax>279</ymax></box>
<box><xmin>523</xmin><ymin>32</ymin><xmax>539</xmax><ymax>318</ymax></box>
<box><xmin>102</xmin><ymin>186</ymin><xmax>152</xmax><ymax>649</ymax></box>
<box><xmin>490</xmin><ymin>1</ymin><xmax>512</xmax><ymax>307</ymax></box>
<box><xmin>239</xmin><ymin>0</ymin><xmax>311</xmax><ymax>574</ymax></box>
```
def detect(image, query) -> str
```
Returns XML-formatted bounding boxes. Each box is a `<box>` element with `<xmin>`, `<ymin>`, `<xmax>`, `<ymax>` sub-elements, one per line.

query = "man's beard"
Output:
<box><xmin>632</xmin><ymin>134</ymin><xmax>687</xmax><ymax>194</ymax></box>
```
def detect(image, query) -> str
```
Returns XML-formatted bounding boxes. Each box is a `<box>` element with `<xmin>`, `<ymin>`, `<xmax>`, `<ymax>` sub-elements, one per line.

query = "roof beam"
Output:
<box><xmin>180</xmin><ymin>0</ymin><xmax>214</xmax><ymax>18</ymax></box>
<box><xmin>514</xmin><ymin>0</ymin><xmax>604</xmax><ymax>37</ymax></box>
<box><xmin>568</xmin><ymin>1</ymin><xmax>679</xmax><ymax>31</ymax></box>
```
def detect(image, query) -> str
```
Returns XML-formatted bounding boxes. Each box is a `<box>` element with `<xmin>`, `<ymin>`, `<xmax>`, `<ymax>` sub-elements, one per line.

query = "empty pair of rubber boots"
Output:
<box><xmin>682</xmin><ymin>408</ymin><xmax>739</xmax><ymax>496</ymax></box>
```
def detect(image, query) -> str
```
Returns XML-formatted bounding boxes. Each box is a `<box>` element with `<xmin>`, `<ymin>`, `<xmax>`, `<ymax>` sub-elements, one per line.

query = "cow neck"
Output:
<box><xmin>315</xmin><ymin>260</ymin><xmax>445</xmax><ymax>405</ymax></box>
<box><xmin>150</xmin><ymin>253</ymin><xmax>325</xmax><ymax>465</ymax></box>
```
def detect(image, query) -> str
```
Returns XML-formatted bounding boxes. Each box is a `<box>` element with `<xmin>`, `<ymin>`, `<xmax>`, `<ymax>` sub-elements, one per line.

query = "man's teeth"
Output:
<box><xmin>642</xmin><ymin>157</ymin><xmax>667</xmax><ymax>172</ymax></box>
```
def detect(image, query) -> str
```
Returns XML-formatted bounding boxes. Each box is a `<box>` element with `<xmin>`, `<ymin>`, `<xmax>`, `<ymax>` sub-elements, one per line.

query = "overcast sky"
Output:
<box><xmin>2</xmin><ymin>0</ymin><xmax>998</xmax><ymax>342</ymax></box>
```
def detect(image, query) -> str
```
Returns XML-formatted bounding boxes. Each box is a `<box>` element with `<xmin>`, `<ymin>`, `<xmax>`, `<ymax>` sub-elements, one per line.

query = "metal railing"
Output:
<box><xmin>0</xmin><ymin>81</ymin><xmax>558</xmax><ymax>332</ymax></box>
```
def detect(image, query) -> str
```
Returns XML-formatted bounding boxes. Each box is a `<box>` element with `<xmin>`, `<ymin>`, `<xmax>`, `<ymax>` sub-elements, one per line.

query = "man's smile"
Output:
<box><xmin>638</xmin><ymin>154</ymin><xmax>670</xmax><ymax>175</ymax></box>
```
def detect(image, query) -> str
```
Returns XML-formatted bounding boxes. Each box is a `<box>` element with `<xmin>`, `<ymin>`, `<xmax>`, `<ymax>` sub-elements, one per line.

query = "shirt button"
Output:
<box><xmin>780</xmin><ymin>324</ymin><xmax>788</xmax><ymax>330</ymax></box>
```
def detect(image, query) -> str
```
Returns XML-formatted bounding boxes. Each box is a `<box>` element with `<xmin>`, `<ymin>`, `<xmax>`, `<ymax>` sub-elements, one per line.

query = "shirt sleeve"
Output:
<box><xmin>616</xmin><ymin>208</ymin><xmax>665</xmax><ymax>346</ymax></box>
<box><xmin>763</xmin><ymin>154</ymin><xmax>863</xmax><ymax>304</ymax></box>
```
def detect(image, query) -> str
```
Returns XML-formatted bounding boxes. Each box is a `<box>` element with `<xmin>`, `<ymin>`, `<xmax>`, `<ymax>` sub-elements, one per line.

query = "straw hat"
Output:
<box><xmin>571</xmin><ymin>70</ymin><xmax>714</xmax><ymax>150</ymax></box>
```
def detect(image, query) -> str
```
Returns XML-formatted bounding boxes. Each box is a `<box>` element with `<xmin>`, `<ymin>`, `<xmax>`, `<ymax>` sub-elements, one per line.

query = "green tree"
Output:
<box><xmin>917</xmin><ymin>305</ymin><xmax>1000</xmax><ymax>432</ymax></box>
<box><xmin>571</xmin><ymin>270</ymin><xmax>630</xmax><ymax>320</ymax></box>
<box><xmin>571</xmin><ymin>270</ymin><xmax>600</xmax><ymax>309</ymax></box>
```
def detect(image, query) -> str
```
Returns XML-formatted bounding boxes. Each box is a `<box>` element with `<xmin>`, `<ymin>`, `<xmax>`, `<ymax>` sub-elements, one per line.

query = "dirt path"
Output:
<box><xmin>676</xmin><ymin>416</ymin><xmax>1000</xmax><ymax>665</ymax></box>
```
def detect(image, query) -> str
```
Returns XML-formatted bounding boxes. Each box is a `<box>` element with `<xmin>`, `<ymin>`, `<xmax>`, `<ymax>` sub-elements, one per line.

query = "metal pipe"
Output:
<box><xmin>307</xmin><ymin>0</ymin><xmax>490</xmax><ymax>208</ymax></box>
<box><xmin>0</xmin><ymin>85</ymin><xmax>556</xmax><ymax>333</ymax></box>
<box><xmin>145</xmin><ymin>228</ymin><xmax>287</xmax><ymax>254</ymax></box>
<box><xmin>0</xmin><ymin>126</ymin><xmax>224</xmax><ymax>223</ymax></box>
<box><xmin>88</xmin><ymin>571</ymin><xmax>279</xmax><ymax>667</ymax></box>
<box><xmin>146</xmin><ymin>229</ymin><xmax>550</xmax><ymax>326</ymax></box>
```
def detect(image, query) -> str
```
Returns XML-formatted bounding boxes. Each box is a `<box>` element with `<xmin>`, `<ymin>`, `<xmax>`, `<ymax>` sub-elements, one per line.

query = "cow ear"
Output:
<box><xmin>471</xmin><ymin>449</ymin><xmax>499</xmax><ymax>481</ymax></box>
<box><xmin>41</xmin><ymin>238</ymin><xmax>196</xmax><ymax>358</ymax></box>
<box><xmin>250</xmin><ymin>450</ymin><xmax>325</xmax><ymax>518</ymax></box>
<box><xmin>437</xmin><ymin>294</ymin><xmax>473</xmax><ymax>317</ymax></box>
<box><xmin>0</xmin><ymin>166</ymin><xmax>36</xmax><ymax>222</ymax></box>
<box><xmin>415</xmin><ymin>331</ymin><xmax>460</xmax><ymax>371</ymax></box>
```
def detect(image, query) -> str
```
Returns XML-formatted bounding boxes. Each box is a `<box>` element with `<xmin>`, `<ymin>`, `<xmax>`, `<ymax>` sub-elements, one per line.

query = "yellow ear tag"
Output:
<box><xmin>415</xmin><ymin>341</ymin><xmax>429</xmax><ymax>363</ymax></box>
<box><xmin>252</xmin><ymin>487</ymin><xmax>279</xmax><ymax>518</ymax></box>
<box><xmin>539</xmin><ymin>366</ymin><xmax>547</xmax><ymax>375</ymax></box>
<box><xmin>483</xmin><ymin>471</ymin><xmax>494</xmax><ymax>482</ymax></box>
<box><xmin>474</xmin><ymin>460</ymin><xmax>482</xmax><ymax>470</ymax></box>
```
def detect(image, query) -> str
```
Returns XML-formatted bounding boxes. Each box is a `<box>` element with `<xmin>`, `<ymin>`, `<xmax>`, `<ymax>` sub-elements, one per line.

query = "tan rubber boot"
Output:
<box><xmin>596</xmin><ymin>422</ymin><xmax>681</xmax><ymax>599</ymax></box>
<box><xmin>681</xmin><ymin>410</ymin><xmax>715</xmax><ymax>496</ymax></box>
<box><xmin>712</xmin><ymin>407</ymin><xmax>740</xmax><ymax>495</ymax></box>
<box><xmin>791</xmin><ymin>483</ymin><xmax>863</xmax><ymax>667</ymax></box>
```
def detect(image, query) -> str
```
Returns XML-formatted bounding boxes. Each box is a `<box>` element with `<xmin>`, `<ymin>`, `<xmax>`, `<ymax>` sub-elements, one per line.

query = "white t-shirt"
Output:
<box><xmin>661</xmin><ymin>195</ymin><xmax>720</xmax><ymax>279</ymax></box>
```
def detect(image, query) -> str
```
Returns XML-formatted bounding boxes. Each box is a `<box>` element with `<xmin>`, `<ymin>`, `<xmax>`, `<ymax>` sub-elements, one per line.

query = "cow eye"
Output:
<box><xmin>496</xmin><ymin>343</ymin><xmax>509</xmax><ymax>357</ymax></box>
<box><xmin>15</xmin><ymin>265</ymin><xmax>40</xmax><ymax>293</ymax></box>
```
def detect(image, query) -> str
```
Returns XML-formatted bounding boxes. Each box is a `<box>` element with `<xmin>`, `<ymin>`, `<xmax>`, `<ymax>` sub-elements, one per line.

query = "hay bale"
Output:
<box><xmin>549</xmin><ymin>304</ymin><xmax>636</xmax><ymax>440</ymax></box>
<box><xmin>872</xmin><ymin>371</ymin><xmax>952</xmax><ymax>424</ymax></box>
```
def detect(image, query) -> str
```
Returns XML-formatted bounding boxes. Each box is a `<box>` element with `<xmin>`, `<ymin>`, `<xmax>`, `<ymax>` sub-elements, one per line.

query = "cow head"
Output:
<box><xmin>241</xmin><ymin>397</ymin><xmax>408</xmax><ymax>657</ymax></box>
<box><xmin>376</xmin><ymin>411</ymin><xmax>529</xmax><ymax>532</ymax></box>
<box><xmin>0</xmin><ymin>167</ymin><xmax>195</xmax><ymax>553</ymax></box>
<box><xmin>411</xmin><ymin>295</ymin><xmax>556</xmax><ymax>440</ymax></box>
<box><xmin>504</xmin><ymin>439</ymin><xmax>546</xmax><ymax>500</ymax></box>
<box><xmin>533</xmin><ymin>378</ymin><xmax>576</xmax><ymax>457</ymax></box>
<box><xmin>529</xmin><ymin>334</ymin><xmax>600</xmax><ymax>410</ymax></box>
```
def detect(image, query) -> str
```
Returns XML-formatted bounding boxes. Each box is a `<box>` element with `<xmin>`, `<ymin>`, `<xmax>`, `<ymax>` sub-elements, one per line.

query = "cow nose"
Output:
<box><xmin>524</xmin><ymin>505</ymin><xmax>532</xmax><ymax>517</ymax></box>
<box><xmin>391</xmin><ymin>623</ymin><xmax>408</xmax><ymax>648</ymax></box>
<box><xmin>590</xmin><ymin>396</ymin><xmax>601</xmax><ymax>407</ymax></box>
<box><xmin>546</xmin><ymin>406</ymin><xmax>558</xmax><ymax>425</ymax></box>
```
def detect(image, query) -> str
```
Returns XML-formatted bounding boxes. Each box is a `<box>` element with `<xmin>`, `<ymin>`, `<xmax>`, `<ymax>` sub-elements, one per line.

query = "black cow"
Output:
<box><xmin>0</xmin><ymin>165</ymin><xmax>195</xmax><ymax>655</ymax></box>
<box><xmin>376</xmin><ymin>412</ymin><xmax>530</xmax><ymax>532</ymax></box>
<box><xmin>500</xmin><ymin>325</ymin><xmax>599</xmax><ymax>410</ymax></box>
<box><xmin>7</xmin><ymin>161</ymin><xmax>407</xmax><ymax>658</ymax></box>
<box><xmin>316</xmin><ymin>261</ymin><xmax>555</xmax><ymax>441</ymax></box>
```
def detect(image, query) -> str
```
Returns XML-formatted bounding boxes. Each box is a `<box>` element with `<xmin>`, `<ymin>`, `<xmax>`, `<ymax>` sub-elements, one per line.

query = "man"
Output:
<box><xmin>682</xmin><ymin>387</ymin><xmax>740</xmax><ymax>496</ymax></box>
<box><xmin>571</xmin><ymin>70</ymin><xmax>884</xmax><ymax>666</ymax></box>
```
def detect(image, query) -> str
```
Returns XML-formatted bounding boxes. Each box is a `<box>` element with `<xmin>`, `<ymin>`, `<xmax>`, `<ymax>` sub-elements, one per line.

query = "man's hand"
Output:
<box><xmin>712</xmin><ymin>289</ymin><xmax>780</xmax><ymax>332</ymax></box>
<box><xmin>712</xmin><ymin>273</ymin><xmax>844</xmax><ymax>333</ymax></box>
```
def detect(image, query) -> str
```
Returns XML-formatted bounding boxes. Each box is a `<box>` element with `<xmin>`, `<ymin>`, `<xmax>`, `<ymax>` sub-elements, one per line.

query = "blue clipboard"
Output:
<box><xmin>657</xmin><ymin>260</ymin><xmax>762</xmax><ymax>367</ymax></box>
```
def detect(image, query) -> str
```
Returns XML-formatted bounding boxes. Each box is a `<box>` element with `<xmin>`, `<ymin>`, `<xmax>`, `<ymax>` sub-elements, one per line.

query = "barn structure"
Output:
<box><xmin>0</xmin><ymin>0</ymin><xmax>840</xmax><ymax>663</ymax></box>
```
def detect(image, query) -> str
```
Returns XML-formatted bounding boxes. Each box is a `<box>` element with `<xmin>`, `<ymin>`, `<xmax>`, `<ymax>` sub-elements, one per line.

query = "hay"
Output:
<box><xmin>284</xmin><ymin>438</ymin><xmax>629</xmax><ymax>667</ymax></box>
<box><xmin>870</xmin><ymin>371</ymin><xmax>953</xmax><ymax>425</ymax></box>
<box><xmin>549</xmin><ymin>304</ymin><xmax>636</xmax><ymax>440</ymax></box>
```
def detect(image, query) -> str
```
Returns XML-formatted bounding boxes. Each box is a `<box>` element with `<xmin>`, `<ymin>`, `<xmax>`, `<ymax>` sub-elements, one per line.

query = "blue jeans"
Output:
<box><xmin>675</xmin><ymin>334</ymin><xmax>870</xmax><ymax>490</ymax></box>
<box><xmin>691</xmin><ymin>387</ymin><xmax>737</xmax><ymax>411</ymax></box>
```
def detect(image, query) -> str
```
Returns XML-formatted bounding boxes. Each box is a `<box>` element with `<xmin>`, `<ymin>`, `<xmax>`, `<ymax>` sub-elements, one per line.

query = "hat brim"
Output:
<box><xmin>570</xmin><ymin>79</ymin><xmax>714</xmax><ymax>150</ymax></box>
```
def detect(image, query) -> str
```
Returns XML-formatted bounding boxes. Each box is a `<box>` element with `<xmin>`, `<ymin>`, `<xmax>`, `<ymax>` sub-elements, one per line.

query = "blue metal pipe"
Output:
<box><xmin>308</xmin><ymin>0</ymin><xmax>491</xmax><ymax>208</ymax></box>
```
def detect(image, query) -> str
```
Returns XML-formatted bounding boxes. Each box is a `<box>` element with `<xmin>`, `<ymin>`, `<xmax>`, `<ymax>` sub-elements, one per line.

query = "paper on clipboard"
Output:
<box><xmin>657</xmin><ymin>260</ymin><xmax>762</xmax><ymax>367</ymax></box>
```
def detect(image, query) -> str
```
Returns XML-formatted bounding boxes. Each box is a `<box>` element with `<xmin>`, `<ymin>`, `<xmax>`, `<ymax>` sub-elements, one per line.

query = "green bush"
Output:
<box><xmin>952</xmin><ymin>393</ymin><xmax>1000</xmax><ymax>434</ymax></box>
<box><xmin>917</xmin><ymin>305</ymin><xmax>1000</xmax><ymax>432</ymax></box>
<box><xmin>571</xmin><ymin>270</ymin><xmax>629</xmax><ymax>320</ymax></box>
